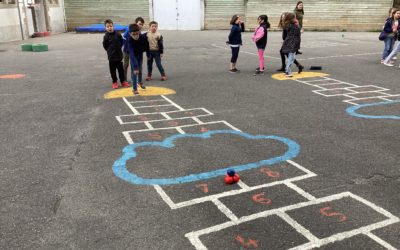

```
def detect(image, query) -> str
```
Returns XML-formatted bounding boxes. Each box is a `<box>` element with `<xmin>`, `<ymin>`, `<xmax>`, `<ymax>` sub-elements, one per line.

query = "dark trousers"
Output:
<box><xmin>280</xmin><ymin>50</ymin><xmax>300</xmax><ymax>68</ymax></box>
<box><xmin>131</xmin><ymin>54</ymin><xmax>143</xmax><ymax>91</ymax></box>
<box><xmin>109</xmin><ymin>60</ymin><xmax>125</xmax><ymax>83</ymax></box>
<box><xmin>147</xmin><ymin>51</ymin><xmax>165</xmax><ymax>76</ymax></box>
<box><xmin>230</xmin><ymin>46</ymin><xmax>240</xmax><ymax>63</ymax></box>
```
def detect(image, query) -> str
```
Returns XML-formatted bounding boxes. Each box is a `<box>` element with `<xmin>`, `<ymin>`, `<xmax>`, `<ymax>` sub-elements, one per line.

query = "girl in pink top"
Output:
<box><xmin>251</xmin><ymin>15</ymin><xmax>270</xmax><ymax>75</ymax></box>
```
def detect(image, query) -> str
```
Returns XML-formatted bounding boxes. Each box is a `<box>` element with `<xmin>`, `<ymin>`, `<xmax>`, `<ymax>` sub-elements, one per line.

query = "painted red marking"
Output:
<box><xmin>0</xmin><ymin>74</ymin><xmax>25</xmax><ymax>79</ymax></box>
<box><xmin>195</xmin><ymin>183</ymin><xmax>209</xmax><ymax>193</ymax></box>
<box><xmin>185</xmin><ymin>111</ymin><xmax>194</xmax><ymax>116</ymax></box>
<box><xmin>167</xmin><ymin>121</ymin><xmax>179</xmax><ymax>126</ymax></box>
<box><xmin>251</xmin><ymin>192</ymin><xmax>272</xmax><ymax>205</ymax></box>
<box><xmin>320</xmin><ymin>206</ymin><xmax>347</xmax><ymax>222</ymax></box>
<box><xmin>235</xmin><ymin>235</ymin><xmax>258</xmax><ymax>249</ymax></box>
<box><xmin>148</xmin><ymin>132</ymin><xmax>162</xmax><ymax>140</ymax></box>
<box><xmin>260</xmin><ymin>167</ymin><xmax>280</xmax><ymax>178</ymax></box>
<box><xmin>138</xmin><ymin>115</ymin><xmax>148</xmax><ymax>121</ymax></box>
<box><xmin>200</xmin><ymin>127</ymin><xmax>208</xmax><ymax>132</ymax></box>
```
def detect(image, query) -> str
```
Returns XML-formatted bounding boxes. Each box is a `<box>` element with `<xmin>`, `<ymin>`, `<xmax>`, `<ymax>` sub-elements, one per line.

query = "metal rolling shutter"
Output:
<box><xmin>64</xmin><ymin>0</ymin><xmax>149</xmax><ymax>31</ymax></box>
<box><xmin>204</xmin><ymin>0</ymin><xmax>245</xmax><ymax>30</ymax></box>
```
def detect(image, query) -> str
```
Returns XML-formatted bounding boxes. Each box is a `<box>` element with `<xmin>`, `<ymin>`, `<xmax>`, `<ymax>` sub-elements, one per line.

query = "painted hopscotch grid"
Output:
<box><xmin>294</xmin><ymin>76</ymin><xmax>399</xmax><ymax>105</ymax></box>
<box><xmin>116</xmin><ymin>95</ymin><xmax>399</xmax><ymax>249</ymax></box>
<box><xmin>186</xmin><ymin>192</ymin><xmax>400</xmax><ymax>250</ymax></box>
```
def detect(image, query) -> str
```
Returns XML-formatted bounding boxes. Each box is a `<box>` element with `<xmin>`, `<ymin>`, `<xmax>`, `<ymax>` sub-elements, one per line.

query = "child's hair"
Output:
<box><xmin>258</xmin><ymin>15</ymin><xmax>271</xmax><ymax>29</ymax></box>
<box><xmin>230</xmin><ymin>15</ymin><xmax>240</xmax><ymax>25</ymax></box>
<box><xmin>294</xmin><ymin>1</ymin><xmax>304</xmax><ymax>14</ymax></box>
<box><xmin>391</xmin><ymin>8</ymin><xmax>399</xmax><ymax>19</ymax></box>
<box><xmin>278</xmin><ymin>12</ymin><xmax>288</xmax><ymax>28</ymax></box>
<box><xmin>282</xmin><ymin>12</ymin><xmax>296</xmax><ymax>29</ymax></box>
<box><xmin>135</xmin><ymin>16</ymin><xmax>145</xmax><ymax>24</ymax></box>
<box><xmin>149</xmin><ymin>21</ymin><xmax>158</xmax><ymax>26</ymax></box>
<box><xmin>104</xmin><ymin>19</ymin><xmax>113</xmax><ymax>26</ymax></box>
<box><xmin>129</xmin><ymin>23</ymin><xmax>140</xmax><ymax>33</ymax></box>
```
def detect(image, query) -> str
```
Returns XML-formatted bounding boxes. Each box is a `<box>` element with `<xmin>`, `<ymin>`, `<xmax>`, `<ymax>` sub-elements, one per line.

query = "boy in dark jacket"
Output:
<box><xmin>127</xmin><ymin>23</ymin><xmax>149</xmax><ymax>95</ymax></box>
<box><xmin>103</xmin><ymin>19</ymin><xmax>130</xmax><ymax>89</ymax></box>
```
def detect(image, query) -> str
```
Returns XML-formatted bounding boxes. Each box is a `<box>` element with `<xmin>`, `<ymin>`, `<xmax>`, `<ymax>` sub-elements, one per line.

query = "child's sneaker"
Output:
<box><xmin>138</xmin><ymin>82</ymin><xmax>146</xmax><ymax>89</ymax></box>
<box><xmin>254</xmin><ymin>69</ymin><xmax>264</xmax><ymax>75</ymax></box>
<box><xmin>384</xmin><ymin>62</ymin><xmax>394</xmax><ymax>67</ymax></box>
<box><xmin>112</xmin><ymin>82</ymin><xmax>118</xmax><ymax>89</ymax></box>
<box><xmin>161</xmin><ymin>76</ymin><xmax>167</xmax><ymax>81</ymax></box>
<box><xmin>145</xmin><ymin>75</ymin><xmax>152</xmax><ymax>81</ymax></box>
<box><xmin>133</xmin><ymin>90</ymin><xmax>139</xmax><ymax>95</ymax></box>
<box><xmin>298</xmin><ymin>65</ymin><xmax>304</xmax><ymax>74</ymax></box>
<box><xmin>285</xmin><ymin>72</ymin><xmax>293</xmax><ymax>77</ymax></box>
<box><xmin>229</xmin><ymin>68</ymin><xmax>238</xmax><ymax>73</ymax></box>
<box><xmin>121</xmin><ymin>81</ymin><xmax>130</xmax><ymax>87</ymax></box>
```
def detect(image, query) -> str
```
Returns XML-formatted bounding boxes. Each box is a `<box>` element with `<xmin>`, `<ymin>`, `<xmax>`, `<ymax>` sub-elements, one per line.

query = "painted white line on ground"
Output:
<box><xmin>212</xmin><ymin>199</ymin><xmax>239</xmax><ymax>222</ymax></box>
<box><xmin>116</xmin><ymin>114</ymin><xmax>213</xmax><ymax>125</ymax></box>
<box><xmin>123</xmin><ymin>97</ymin><xmax>139</xmax><ymax>115</ymax></box>
<box><xmin>237</xmin><ymin>180</ymin><xmax>250</xmax><ymax>189</ymax></box>
<box><xmin>192</xmin><ymin>116</ymin><xmax>204</xmax><ymax>124</ymax></box>
<box><xmin>170</xmin><ymin>173</ymin><xmax>315</xmax><ymax>209</ymax></box>
<box><xmin>289</xmin><ymin>218</ymin><xmax>399</xmax><ymax>250</ymax></box>
<box><xmin>161</xmin><ymin>95</ymin><xmax>185</xmax><ymax>110</ymax></box>
<box><xmin>121</xmin><ymin>120</ymin><xmax>239</xmax><ymax>133</ymax></box>
<box><xmin>128</xmin><ymin>99</ymin><xmax>165</xmax><ymax>104</ymax></box>
<box><xmin>364</xmin><ymin>232</ymin><xmax>398</xmax><ymax>250</ymax></box>
<box><xmin>131</xmin><ymin>104</ymin><xmax>174</xmax><ymax>109</ymax></box>
<box><xmin>154</xmin><ymin>185</ymin><xmax>178</xmax><ymax>209</ymax></box>
<box><xmin>186</xmin><ymin>192</ymin><xmax>398</xmax><ymax>250</ymax></box>
<box><xmin>286</xmin><ymin>160</ymin><xmax>317</xmax><ymax>177</ymax></box>
<box><xmin>144</xmin><ymin>121</ymin><xmax>154</xmax><ymax>130</ymax></box>
<box><xmin>122</xmin><ymin>131</ymin><xmax>134</xmax><ymax>144</ymax></box>
<box><xmin>285</xmin><ymin>182</ymin><xmax>316</xmax><ymax>201</ymax></box>
<box><xmin>211</xmin><ymin>44</ymin><xmax>281</xmax><ymax>60</ymax></box>
<box><xmin>115</xmin><ymin>115</ymin><xmax>124</xmax><ymax>125</ymax></box>
<box><xmin>176</xmin><ymin>127</ymin><xmax>185</xmax><ymax>134</ymax></box>
<box><xmin>277</xmin><ymin>212</ymin><xmax>320</xmax><ymax>243</ymax></box>
<box><xmin>300</xmin><ymin>52</ymin><xmax>382</xmax><ymax>61</ymax></box>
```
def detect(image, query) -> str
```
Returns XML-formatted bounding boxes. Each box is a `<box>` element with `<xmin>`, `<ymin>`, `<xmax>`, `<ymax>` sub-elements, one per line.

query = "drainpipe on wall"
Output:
<box><xmin>17</xmin><ymin>0</ymin><xmax>25</xmax><ymax>40</ymax></box>
<box><xmin>43</xmin><ymin>0</ymin><xmax>51</xmax><ymax>31</ymax></box>
<box><xmin>61</xmin><ymin>0</ymin><xmax>67</xmax><ymax>31</ymax></box>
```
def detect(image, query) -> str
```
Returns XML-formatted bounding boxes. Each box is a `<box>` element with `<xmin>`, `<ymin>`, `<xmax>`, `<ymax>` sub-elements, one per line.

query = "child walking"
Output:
<box><xmin>278</xmin><ymin>12</ymin><xmax>304</xmax><ymax>73</ymax></box>
<box><xmin>227</xmin><ymin>15</ymin><xmax>245</xmax><ymax>73</ymax></box>
<box><xmin>102</xmin><ymin>19</ymin><xmax>130</xmax><ymax>89</ymax></box>
<box><xmin>123</xmin><ymin>17</ymin><xmax>145</xmax><ymax>83</ymax></box>
<box><xmin>281</xmin><ymin>13</ymin><xmax>302</xmax><ymax>77</ymax></box>
<box><xmin>382</xmin><ymin>8</ymin><xmax>400</xmax><ymax>66</ymax></box>
<box><xmin>127</xmin><ymin>24</ymin><xmax>149</xmax><ymax>95</ymax></box>
<box><xmin>251</xmin><ymin>15</ymin><xmax>270</xmax><ymax>75</ymax></box>
<box><xmin>146</xmin><ymin>21</ymin><xmax>167</xmax><ymax>81</ymax></box>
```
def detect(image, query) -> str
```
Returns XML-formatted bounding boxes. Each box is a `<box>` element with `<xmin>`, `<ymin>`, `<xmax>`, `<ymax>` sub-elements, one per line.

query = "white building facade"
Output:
<box><xmin>0</xmin><ymin>0</ymin><xmax>66</xmax><ymax>43</ymax></box>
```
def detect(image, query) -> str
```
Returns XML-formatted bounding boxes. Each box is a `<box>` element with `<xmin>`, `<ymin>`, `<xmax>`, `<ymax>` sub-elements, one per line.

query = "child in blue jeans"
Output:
<box><xmin>146</xmin><ymin>21</ymin><xmax>167</xmax><ymax>81</ymax></box>
<box><xmin>127</xmin><ymin>24</ymin><xmax>149</xmax><ymax>94</ymax></box>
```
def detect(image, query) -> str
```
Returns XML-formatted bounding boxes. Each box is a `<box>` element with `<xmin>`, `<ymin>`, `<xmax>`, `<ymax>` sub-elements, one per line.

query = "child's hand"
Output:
<box><xmin>134</xmin><ymin>70</ymin><xmax>139</xmax><ymax>75</ymax></box>
<box><xmin>161</xmin><ymin>54</ymin><xmax>163</xmax><ymax>58</ymax></box>
<box><xmin>301</xmin><ymin>28</ymin><xmax>304</xmax><ymax>33</ymax></box>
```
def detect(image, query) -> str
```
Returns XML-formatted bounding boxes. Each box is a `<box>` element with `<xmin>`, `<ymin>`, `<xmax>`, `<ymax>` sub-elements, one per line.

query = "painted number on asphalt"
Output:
<box><xmin>320</xmin><ymin>206</ymin><xmax>347</xmax><ymax>222</ymax></box>
<box><xmin>235</xmin><ymin>235</ymin><xmax>258</xmax><ymax>248</ymax></box>
<box><xmin>195</xmin><ymin>183</ymin><xmax>209</xmax><ymax>193</ymax></box>
<box><xmin>260</xmin><ymin>167</ymin><xmax>280</xmax><ymax>178</ymax></box>
<box><xmin>252</xmin><ymin>192</ymin><xmax>272</xmax><ymax>205</ymax></box>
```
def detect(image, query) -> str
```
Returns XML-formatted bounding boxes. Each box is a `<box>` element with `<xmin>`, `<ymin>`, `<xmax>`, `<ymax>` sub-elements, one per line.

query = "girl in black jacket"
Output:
<box><xmin>227</xmin><ymin>15</ymin><xmax>245</xmax><ymax>73</ymax></box>
<box><xmin>281</xmin><ymin>13</ymin><xmax>302</xmax><ymax>77</ymax></box>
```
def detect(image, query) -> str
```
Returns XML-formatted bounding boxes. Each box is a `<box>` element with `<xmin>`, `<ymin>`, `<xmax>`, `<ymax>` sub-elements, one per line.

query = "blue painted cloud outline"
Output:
<box><xmin>113</xmin><ymin>130</ymin><xmax>300</xmax><ymax>185</ymax></box>
<box><xmin>346</xmin><ymin>100</ymin><xmax>400</xmax><ymax>120</ymax></box>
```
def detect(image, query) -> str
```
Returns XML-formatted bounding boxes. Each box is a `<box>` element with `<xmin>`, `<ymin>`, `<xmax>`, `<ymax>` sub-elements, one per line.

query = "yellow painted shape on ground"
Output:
<box><xmin>0</xmin><ymin>74</ymin><xmax>25</xmax><ymax>79</ymax></box>
<box><xmin>272</xmin><ymin>71</ymin><xmax>329</xmax><ymax>81</ymax></box>
<box><xmin>104</xmin><ymin>86</ymin><xmax>176</xmax><ymax>99</ymax></box>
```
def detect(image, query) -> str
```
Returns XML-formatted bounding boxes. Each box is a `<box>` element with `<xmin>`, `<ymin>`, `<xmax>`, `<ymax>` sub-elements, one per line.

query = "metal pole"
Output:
<box><xmin>17</xmin><ymin>0</ymin><xmax>25</xmax><ymax>40</ymax></box>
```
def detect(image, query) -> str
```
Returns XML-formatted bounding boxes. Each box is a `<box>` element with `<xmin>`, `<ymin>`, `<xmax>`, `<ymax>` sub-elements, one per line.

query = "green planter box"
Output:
<box><xmin>32</xmin><ymin>44</ymin><xmax>48</xmax><ymax>52</ymax></box>
<box><xmin>21</xmin><ymin>44</ymin><xmax>33</xmax><ymax>51</ymax></box>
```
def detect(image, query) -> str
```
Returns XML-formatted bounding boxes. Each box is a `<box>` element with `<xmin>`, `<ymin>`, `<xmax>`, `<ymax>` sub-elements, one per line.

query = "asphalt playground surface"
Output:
<box><xmin>0</xmin><ymin>30</ymin><xmax>399</xmax><ymax>249</ymax></box>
